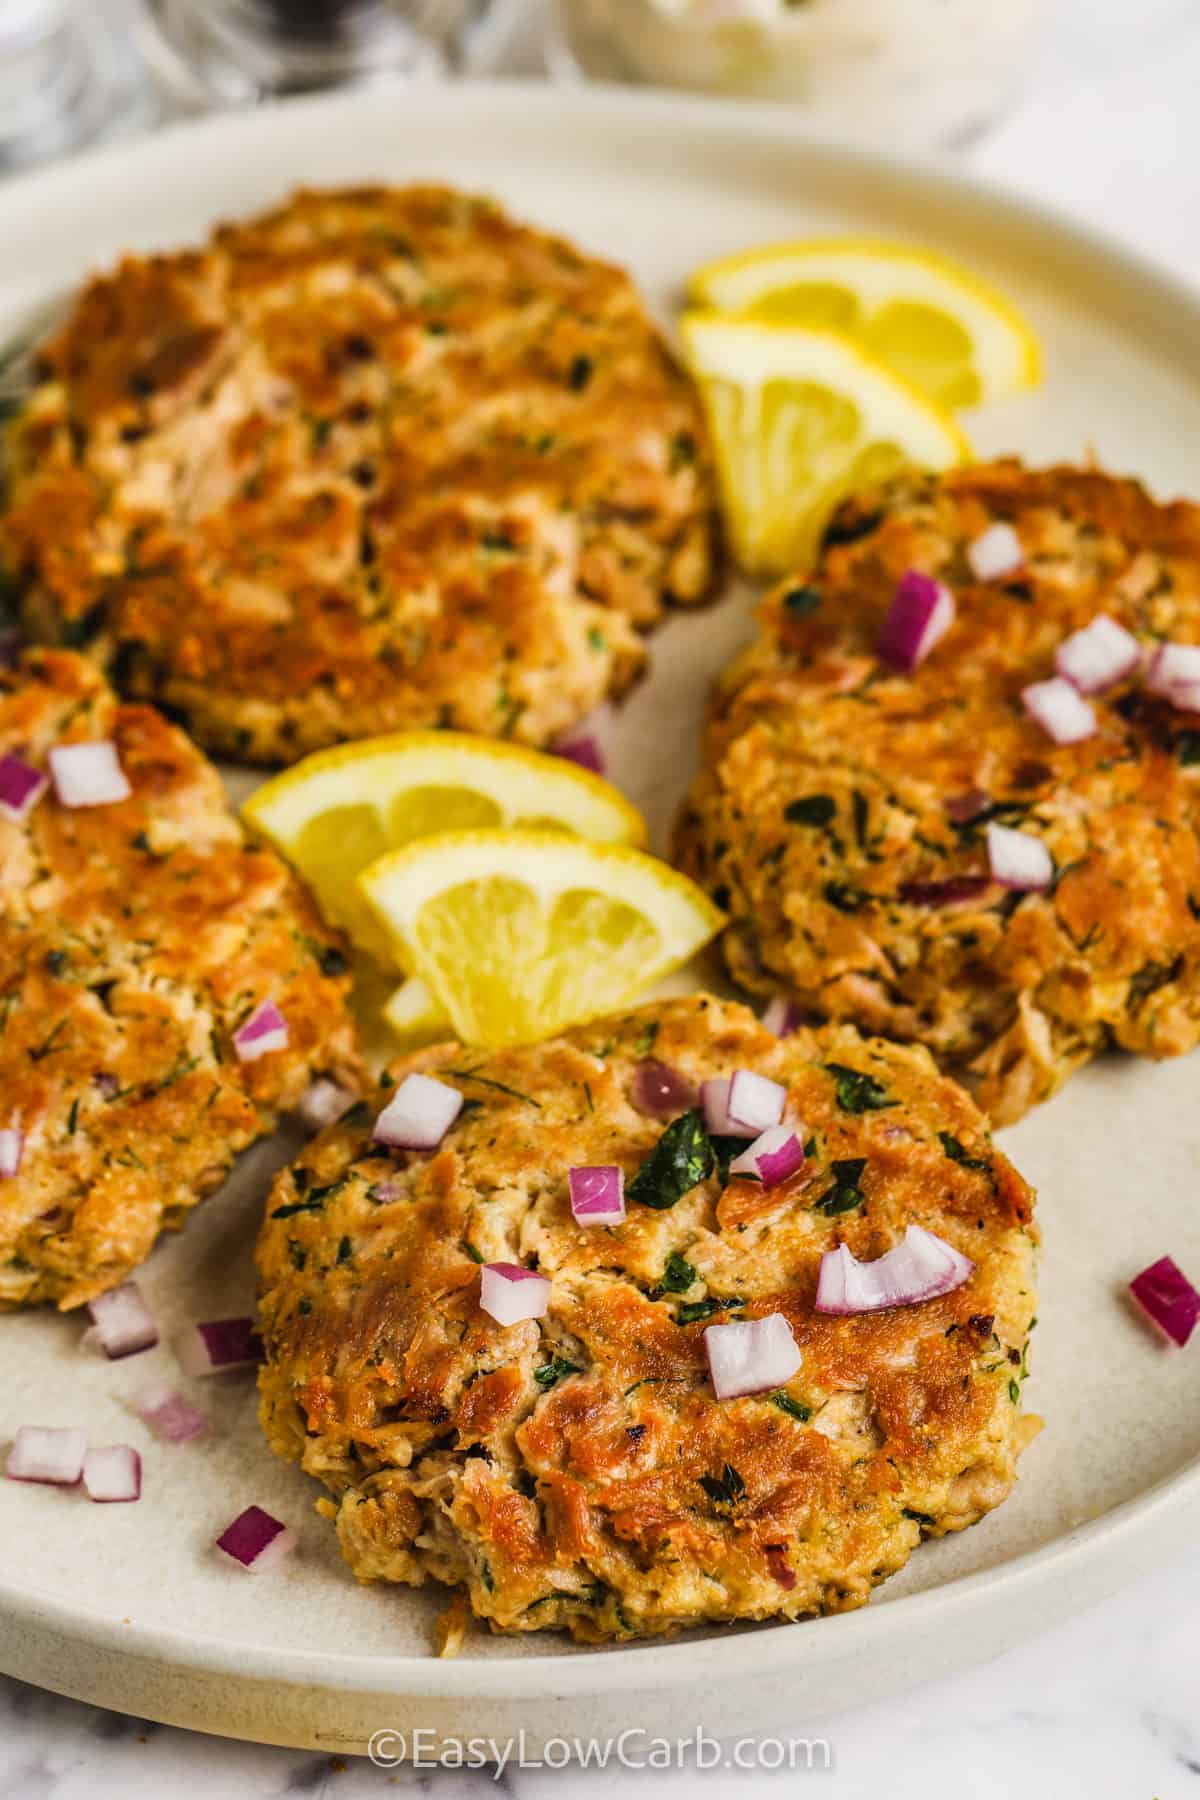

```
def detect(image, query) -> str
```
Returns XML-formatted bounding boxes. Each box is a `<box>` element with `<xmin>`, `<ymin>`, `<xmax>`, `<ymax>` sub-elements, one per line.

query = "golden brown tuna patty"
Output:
<box><xmin>0</xmin><ymin>186</ymin><xmax>719</xmax><ymax>764</ymax></box>
<box><xmin>256</xmin><ymin>995</ymin><xmax>1037</xmax><ymax>1643</ymax></box>
<box><xmin>675</xmin><ymin>462</ymin><xmax>1200</xmax><ymax>1125</ymax></box>
<box><xmin>0</xmin><ymin>650</ymin><xmax>362</xmax><ymax>1309</ymax></box>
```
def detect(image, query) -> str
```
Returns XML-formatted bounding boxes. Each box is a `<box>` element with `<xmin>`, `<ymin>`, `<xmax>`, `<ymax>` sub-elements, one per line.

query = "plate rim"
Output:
<box><xmin>1</xmin><ymin>77</ymin><xmax>1199</xmax><ymax>1702</ymax></box>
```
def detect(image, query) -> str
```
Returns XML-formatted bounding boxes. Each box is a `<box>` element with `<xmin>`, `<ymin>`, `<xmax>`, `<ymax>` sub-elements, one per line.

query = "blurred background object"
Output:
<box><xmin>546</xmin><ymin>0</ymin><xmax>1051</xmax><ymax>147</ymax></box>
<box><xmin>0</xmin><ymin>0</ymin><xmax>151</xmax><ymax>170</ymax></box>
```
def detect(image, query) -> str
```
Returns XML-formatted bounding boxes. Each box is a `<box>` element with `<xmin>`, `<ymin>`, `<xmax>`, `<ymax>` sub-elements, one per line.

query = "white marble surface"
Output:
<box><xmin>2</xmin><ymin>0</ymin><xmax>1199</xmax><ymax>1793</ymax></box>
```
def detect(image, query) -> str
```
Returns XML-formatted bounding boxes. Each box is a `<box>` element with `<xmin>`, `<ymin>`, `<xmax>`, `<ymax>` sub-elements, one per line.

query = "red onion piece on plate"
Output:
<box><xmin>0</xmin><ymin>753</ymin><xmax>48</xmax><ymax>823</ymax></box>
<box><xmin>986</xmin><ymin>822</ymin><xmax>1053</xmax><ymax>891</ymax></box>
<box><xmin>728</xmin><ymin>1126</ymin><xmax>805</xmax><ymax>1188</ymax></box>
<box><xmin>553</xmin><ymin>732</ymin><xmax>605</xmax><ymax>775</ymax></box>
<box><xmin>6</xmin><ymin>1425</ymin><xmax>87</xmax><ymax>1486</ymax></box>
<box><xmin>87</xmin><ymin>1281</ymin><xmax>159</xmax><ymax>1359</ymax></box>
<box><xmin>700</xmin><ymin>1077</ymin><xmax>755</xmax><ymax>1139</ymax></box>
<box><xmin>1129</xmin><ymin>1255</ymin><xmax>1200</xmax><ymax>1347</ymax></box>
<box><xmin>130</xmin><ymin>1382</ymin><xmax>210</xmax><ymax>1444</ymax></box>
<box><xmin>815</xmin><ymin>1224</ymin><xmax>974</xmax><ymax>1315</ymax></box>
<box><xmin>727</xmin><ymin>1069</ymin><xmax>786</xmax><ymax>1133</ymax></box>
<box><xmin>178</xmin><ymin>1317</ymin><xmax>263</xmax><ymax>1377</ymax></box>
<box><xmin>1055</xmin><ymin>616</ymin><xmax>1140</xmax><ymax>693</ymax></box>
<box><xmin>48</xmin><ymin>740</ymin><xmax>132</xmax><ymax>808</ymax></box>
<box><xmin>878</xmin><ymin>572</ymin><xmax>956</xmax><ymax>672</ymax></box>
<box><xmin>569</xmin><ymin>1165</ymin><xmax>626</xmax><ymax>1226</ymax></box>
<box><xmin>0</xmin><ymin>1126</ymin><xmax>23</xmax><ymax>1178</ymax></box>
<box><xmin>83</xmin><ymin>1444</ymin><xmax>142</xmax><ymax>1503</ymax></box>
<box><xmin>761</xmin><ymin>995</ymin><xmax>803</xmax><ymax>1038</ymax></box>
<box><xmin>966</xmin><ymin>522</ymin><xmax>1023</xmax><ymax>581</ymax></box>
<box><xmin>233</xmin><ymin>1000</ymin><xmax>289</xmax><ymax>1063</ymax></box>
<box><xmin>631</xmin><ymin>1059</ymin><xmax>696</xmax><ymax>1117</ymax></box>
<box><xmin>216</xmin><ymin>1505</ymin><xmax>296</xmax><ymax>1572</ymax></box>
<box><xmin>1022</xmin><ymin>676</ymin><xmax>1096</xmax><ymax>744</ymax></box>
<box><xmin>373</xmin><ymin>1072</ymin><xmax>463</xmax><ymax>1150</ymax></box>
<box><xmin>704</xmin><ymin>1313</ymin><xmax>802</xmax><ymax>1400</ymax></box>
<box><xmin>480</xmin><ymin>1262</ymin><xmax>551</xmax><ymax>1326</ymax></box>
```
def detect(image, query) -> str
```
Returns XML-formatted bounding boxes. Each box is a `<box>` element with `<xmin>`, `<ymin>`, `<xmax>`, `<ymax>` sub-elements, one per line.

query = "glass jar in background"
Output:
<box><xmin>548</xmin><ymin>0</ymin><xmax>1050</xmax><ymax>148</ymax></box>
<box><xmin>0</xmin><ymin>0</ymin><xmax>152</xmax><ymax>171</ymax></box>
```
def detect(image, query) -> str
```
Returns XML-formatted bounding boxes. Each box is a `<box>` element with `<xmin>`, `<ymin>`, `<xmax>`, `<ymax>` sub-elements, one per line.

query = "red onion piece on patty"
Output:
<box><xmin>6</xmin><ymin>1425</ymin><xmax>87</xmax><ymax>1486</ymax></box>
<box><xmin>966</xmin><ymin>522</ymin><xmax>1023</xmax><ymax>582</ymax></box>
<box><xmin>1055</xmin><ymin>616</ymin><xmax>1140</xmax><ymax>693</ymax></box>
<box><xmin>83</xmin><ymin>1445</ymin><xmax>142</xmax><ymax>1503</ymax></box>
<box><xmin>296</xmin><ymin>1078</ymin><xmax>355</xmax><ymax>1132</ymax></box>
<box><xmin>0</xmin><ymin>753</ymin><xmax>48</xmax><ymax>823</ymax></box>
<box><xmin>1129</xmin><ymin>1255</ymin><xmax>1200</xmax><ymax>1347</ymax></box>
<box><xmin>568</xmin><ymin>1165</ymin><xmax>626</xmax><ymax>1226</ymax></box>
<box><xmin>1147</xmin><ymin>643</ymin><xmax>1200</xmax><ymax>709</ymax></box>
<box><xmin>233</xmin><ymin>1000</ymin><xmax>289</xmax><ymax>1063</ymax></box>
<box><xmin>899</xmin><ymin>874</ymin><xmax>991</xmax><ymax>908</ymax></box>
<box><xmin>761</xmin><ymin>995</ymin><xmax>803</xmax><ymax>1038</ymax></box>
<box><xmin>48</xmin><ymin>740</ymin><xmax>132</xmax><ymax>808</ymax></box>
<box><xmin>878</xmin><ymin>571</ymin><xmax>956</xmax><ymax>672</ymax></box>
<box><xmin>816</xmin><ymin>1225</ymin><xmax>974</xmax><ymax>1315</ymax></box>
<box><xmin>87</xmin><ymin>1282</ymin><xmax>159</xmax><ymax>1359</ymax></box>
<box><xmin>727</xmin><ymin>1069</ymin><xmax>786</xmax><ymax>1133</ymax></box>
<box><xmin>700</xmin><ymin>1077</ymin><xmax>754</xmax><ymax>1139</ymax></box>
<box><xmin>728</xmin><ymin>1126</ymin><xmax>805</xmax><ymax>1188</ymax></box>
<box><xmin>704</xmin><ymin>1313</ymin><xmax>802</xmax><ymax>1400</ymax></box>
<box><xmin>632</xmin><ymin>1059</ymin><xmax>696</xmax><ymax>1117</ymax></box>
<box><xmin>216</xmin><ymin>1505</ymin><xmax>296</xmax><ymax>1572</ymax></box>
<box><xmin>373</xmin><ymin>1072</ymin><xmax>463</xmax><ymax>1150</ymax></box>
<box><xmin>480</xmin><ymin>1262</ymin><xmax>551</xmax><ymax>1326</ymax></box>
<box><xmin>0</xmin><ymin>1127</ymin><xmax>23</xmax><ymax>1178</ymax></box>
<box><xmin>1022</xmin><ymin>676</ymin><xmax>1096</xmax><ymax>744</ymax></box>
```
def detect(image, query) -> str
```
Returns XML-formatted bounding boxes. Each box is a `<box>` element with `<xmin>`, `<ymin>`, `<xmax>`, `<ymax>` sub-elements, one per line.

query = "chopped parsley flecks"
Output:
<box><xmin>628</xmin><ymin>1108</ymin><xmax>714</xmax><ymax>1211</ymax></box>
<box><xmin>658</xmin><ymin>1250</ymin><xmax>698</xmax><ymax>1294</ymax></box>
<box><xmin>785</xmin><ymin>794</ymin><xmax>836</xmax><ymax>828</ymax></box>
<box><xmin>770</xmin><ymin>1391</ymin><xmax>811</xmax><ymax>1422</ymax></box>
<box><xmin>782</xmin><ymin>584</ymin><xmax>822</xmax><ymax>616</ymax></box>
<box><xmin>823</xmin><ymin>881</ymin><xmax>871</xmax><ymax>914</ymax></box>
<box><xmin>533</xmin><ymin>1357</ymin><xmax>581</xmax><ymax>1389</ymax></box>
<box><xmin>938</xmin><ymin>1131</ymin><xmax>992</xmax><ymax>1175</ymax></box>
<box><xmin>825</xmin><ymin>1063</ymin><xmax>894</xmax><ymax>1114</ymax></box>
<box><xmin>699</xmin><ymin>1463</ymin><xmax>746</xmax><ymax>1509</ymax></box>
<box><xmin>814</xmin><ymin>1157</ymin><xmax>868</xmax><ymax>1216</ymax></box>
<box><xmin>677</xmin><ymin>1294</ymin><xmax>743</xmax><ymax>1326</ymax></box>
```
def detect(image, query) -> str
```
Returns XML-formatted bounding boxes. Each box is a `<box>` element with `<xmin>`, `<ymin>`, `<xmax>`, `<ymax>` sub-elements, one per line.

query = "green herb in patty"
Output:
<box><xmin>628</xmin><ymin>1109</ymin><xmax>714</xmax><ymax>1210</ymax></box>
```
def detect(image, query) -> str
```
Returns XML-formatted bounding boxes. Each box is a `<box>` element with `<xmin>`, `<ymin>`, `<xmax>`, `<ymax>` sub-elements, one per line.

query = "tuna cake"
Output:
<box><xmin>0</xmin><ymin>649</ymin><xmax>362</xmax><ymax>1310</ymax></box>
<box><xmin>676</xmin><ymin>461</ymin><xmax>1200</xmax><ymax>1125</ymax></box>
<box><xmin>0</xmin><ymin>186</ymin><xmax>719</xmax><ymax>764</ymax></box>
<box><xmin>256</xmin><ymin>994</ymin><xmax>1038</xmax><ymax>1643</ymax></box>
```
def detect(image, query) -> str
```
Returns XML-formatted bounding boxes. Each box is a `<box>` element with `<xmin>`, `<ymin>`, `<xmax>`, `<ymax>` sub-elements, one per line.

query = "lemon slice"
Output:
<box><xmin>359</xmin><ymin>829</ymin><xmax>725</xmax><ymax>1048</ymax></box>
<box><xmin>243</xmin><ymin>732</ymin><xmax>646</xmax><ymax>961</ymax></box>
<box><xmin>680</xmin><ymin>313</ymin><xmax>970</xmax><ymax>577</ymax></box>
<box><xmin>689</xmin><ymin>239</ymin><xmax>1041</xmax><ymax>412</ymax></box>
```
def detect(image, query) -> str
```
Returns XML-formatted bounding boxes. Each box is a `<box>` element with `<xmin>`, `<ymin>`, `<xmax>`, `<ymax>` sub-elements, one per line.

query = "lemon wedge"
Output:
<box><xmin>359</xmin><ymin>829</ymin><xmax>725</xmax><ymax>1048</ymax></box>
<box><xmin>243</xmin><ymin>732</ymin><xmax>646</xmax><ymax>961</ymax></box>
<box><xmin>689</xmin><ymin>238</ymin><xmax>1041</xmax><ymax>412</ymax></box>
<box><xmin>680</xmin><ymin>313</ymin><xmax>970</xmax><ymax>577</ymax></box>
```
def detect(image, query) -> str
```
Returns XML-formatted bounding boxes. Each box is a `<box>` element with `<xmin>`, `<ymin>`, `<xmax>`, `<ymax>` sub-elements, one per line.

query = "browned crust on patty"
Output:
<box><xmin>675</xmin><ymin>461</ymin><xmax>1200</xmax><ymax>1124</ymax></box>
<box><xmin>1</xmin><ymin>186</ymin><xmax>720</xmax><ymax>763</ymax></box>
<box><xmin>256</xmin><ymin>995</ymin><xmax>1037</xmax><ymax>1642</ymax></box>
<box><xmin>0</xmin><ymin>649</ymin><xmax>363</xmax><ymax>1309</ymax></box>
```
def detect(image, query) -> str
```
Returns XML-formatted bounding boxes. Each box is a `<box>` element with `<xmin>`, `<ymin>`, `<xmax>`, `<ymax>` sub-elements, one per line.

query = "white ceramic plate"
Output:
<box><xmin>1</xmin><ymin>83</ymin><xmax>1199</xmax><ymax>1757</ymax></box>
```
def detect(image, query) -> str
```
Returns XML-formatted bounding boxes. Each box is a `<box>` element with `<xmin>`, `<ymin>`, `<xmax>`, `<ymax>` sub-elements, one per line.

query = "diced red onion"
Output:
<box><xmin>0</xmin><ymin>1126</ymin><xmax>23</xmax><ymax>1178</ymax></box>
<box><xmin>701</xmin><ymin>1077</ymin><xmax>754</xmax><ymax>1140</ymax></box>
<box><xmin>87</xmin><ymin>1282</ymin><xmax>158</xmax><ymax>1360</ymax></box>
<box><xmin>966</xmin><ymin>522</ymin><xmax>1023</xmax><ymax>582</ymax></box>
<box><xmin>553</xmin><ymin>732</ymin><xmax>606</xmax><ymax>775</ymax></box>
<box><xmin>178</xmin><ymin>1317</ymin><xmax>263</xmax><ymax>1377</ymax></box>
<box><xmin>479</xmin><ymin>1262</ymin><xmax>551</xmax><ymax>1326</ymax></box>
<box><xmin>296</xmin><ymin>1078</ymin><xmax>355</xmax><ymax>1133</ymax></box>
<box><xmin>373</xmin><ymin>1071</ymin><xmax>463</xmax><ymax>1150</ymax></box>
<box><xmin>727</xmin><ymin>1069</ymin><xmax>786</xmax><ymax>1133</ymax></box>
<box><xmin>632</xmin><ymin>1059</ymin><xmax>696</xmax><ymax>1117</ymax></box>
<box><xmin>233</xmin><ymin>1000</ymin><xmax>289</xmax><ymax>1064</ymax></box>
<box><xmin>130</xmin><ymin>1382</ymin><xmax>210</xmax><ymax>1443</ymax></box>
<box><xmin>986</xmin><ymin>821</ymin><xmax>1053</xmax><ymax>892</ymax></box>
<box><xmin>765</xmin><ymin>1544</ymin><xmax>797</xmax><ymax>1590</ymax></box>
<box><xmin>878</xmin><ymin>571</ymin><xmax>956</xmax><ymax>672</ymax></box>
<box><xmin>704</xmin><ymin>1313</ymin><xmax>802</xmax><ymax>1400</ymax></box>
<box><xmin>729</xmin><ymin>1126</ymin><xmax>806</xmax><ymax>1189</ymax></box>
<box><xmin>900</xmin><ymin>874</ymin><xmax>991</xmax><ymax>908</ymax></box>
<box><xmin>945</xmin><ymin>788</ymin><xmax>991</xmax><ymax>825</ymax></box>
<box><xmin>1147</xmin><ymin>643</ymin><xmax>1200</xmax><ymax>708</ymax></box>
<box><xmin>1055</xmin><ymin>616</ymin><xmax>1140</xmax><ymax>694</ymax></box>
<box><xmin>6</xmin><ymin>1425</ymin><xmax>87</xmax><ymax>1486</ymax></box>
<box><xmin>0</xmin><ymin>753</ymin><xmax>48</xmax><ymax>823</ymax></box>
<box><xmin>761</xmin><ymin>995</ymin><xmax>803</xmax><ymax>1038</ymax></box>
<box><xmin>48</xmin><ymin>740</ymin><xmax>132</xmax><ymax>808</ymax></box>
<box><xmin>216</xmin><ymin>1505</ymin><xmax>296</xmax><ymax>1572</ymax></box>
<box><xmin>1129</xmin><ymin>1255</ymin><xmax>1200</xmax><ymax>1348</ymax></box>
<box><xmin>815</xmin><ymin>1224</ymin><xmax>974</xmax><ymax>1315</ymax></box>
<box><xmin>568</xmin><ymin>1165</ymin><xmax>626</xmax><ymax>1226</ymax></box>
<box><xmin>83</xmin><ymin>1444</ymin><xmax>142</xmax><ymax>1503</ymax></box>
<box><xmin>1022</xmin><ymin>676</ymin><xmax>1097</xmax><ymax>745</ymax></box>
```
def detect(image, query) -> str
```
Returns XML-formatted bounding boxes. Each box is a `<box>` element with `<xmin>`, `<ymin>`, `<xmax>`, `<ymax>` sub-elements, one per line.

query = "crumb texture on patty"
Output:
<box><xmin>676</xmin><ymin>461</ymin><xmax>1200</xmax><ymax>1124</ymax></box>
<box><xmin>0</xmin><ymin>650</ymin><xmax>362</xmax><ymax>1310</ymax></box>
<box><xmin>257</xmin><ymin>995</ymin><xmax>1037</xmax><ymax>1643</ymax></box>
<box><xmin>1</xmin><ymin>186</ymin><xmax>719</xmax><ymax>763</ymax></box>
